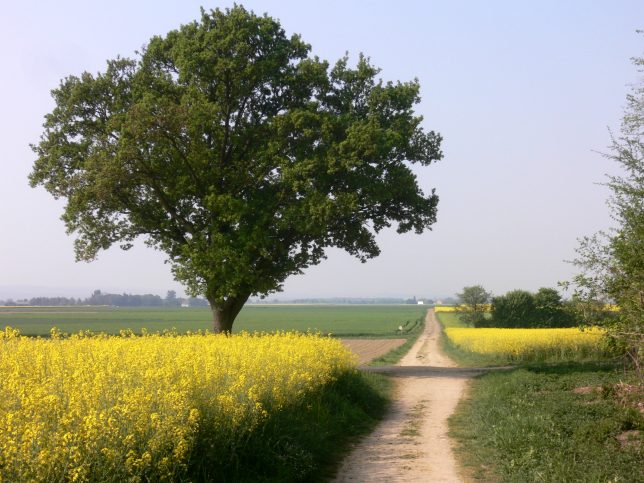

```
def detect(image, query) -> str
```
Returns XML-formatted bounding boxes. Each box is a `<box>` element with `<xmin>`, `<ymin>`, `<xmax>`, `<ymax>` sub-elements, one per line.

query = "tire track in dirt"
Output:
<box><xmin>334</xmin><ymin>309</ymin><xmax>470</xmax><ymax>482</ymax></box>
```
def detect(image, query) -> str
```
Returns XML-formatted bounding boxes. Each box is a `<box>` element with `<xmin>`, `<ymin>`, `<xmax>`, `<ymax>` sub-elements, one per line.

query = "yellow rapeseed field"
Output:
<box><xmin>434</xmin><ymin>305</ymin><xmax>492</xmax><ymax>313</ymax></box>
<box><xmin>0</xmin><ymin>327</ymin><xmax>355</xmax><ymax>482</ymax></box>
<box><xmin>444</xmin><ymin>327</ymin><xmax>607</xmax><ymax>361</ymax></box>
<box><xmin>434</xmin><ymin>305</ymin><xmax>459</xmax><ymax>312</ymax></box>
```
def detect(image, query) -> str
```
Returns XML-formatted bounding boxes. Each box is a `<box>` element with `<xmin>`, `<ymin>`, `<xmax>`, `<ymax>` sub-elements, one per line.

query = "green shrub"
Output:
<box><xmin>489</xmin><ymin>288</ymin><xmax>575</xmax><ymax>328</ymax></box>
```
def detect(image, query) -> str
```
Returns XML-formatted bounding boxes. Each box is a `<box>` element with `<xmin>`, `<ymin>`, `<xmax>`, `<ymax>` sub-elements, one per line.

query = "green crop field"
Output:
<box><xmin>0</xmin><ymin>304</ymin><xmax>427</xmax><ymax>337</ymax></box>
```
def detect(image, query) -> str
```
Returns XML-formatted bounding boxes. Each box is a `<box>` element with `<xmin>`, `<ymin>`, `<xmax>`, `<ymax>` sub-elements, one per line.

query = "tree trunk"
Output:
<box><xmin>208</xmin><ymin>294</ymin><xmax>249</xmax><ymax>334</ymax></box>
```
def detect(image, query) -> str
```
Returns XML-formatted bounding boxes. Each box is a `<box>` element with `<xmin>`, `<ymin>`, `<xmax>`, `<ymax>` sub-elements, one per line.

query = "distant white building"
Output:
<box><xmin>417</xmin><ymin>300</ymin><xmax>424</xmax><ymax>305</ymax></box>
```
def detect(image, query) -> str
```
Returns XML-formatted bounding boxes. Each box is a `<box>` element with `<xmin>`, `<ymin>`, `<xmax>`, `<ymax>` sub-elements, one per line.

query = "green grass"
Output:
<box><xmin>0</xmin><ymin>305</ymin><xmax>427</xmax><ymax>337</ymax></box>
<box><xmin>435</xmin><ymin>312</ymin><xmax>469</xmax><ymax>328</ymax></box>
<box><xmin>449</xmin><ymin>363</ymin><xmax>643</xmax><ymax>482</ymax></box>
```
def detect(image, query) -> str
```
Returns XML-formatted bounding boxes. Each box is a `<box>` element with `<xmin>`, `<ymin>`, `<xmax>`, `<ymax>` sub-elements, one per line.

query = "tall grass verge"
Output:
<box><xmin>434</xmin><ymin>312</ymin><xmax>469</xmax><ymax>328</ymax></box>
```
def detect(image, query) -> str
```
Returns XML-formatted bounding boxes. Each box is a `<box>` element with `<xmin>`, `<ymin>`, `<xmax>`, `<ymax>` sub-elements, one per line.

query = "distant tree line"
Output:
<box><xmin>244</xmin><ymin>297</ymin><xmax>435</xmax><ymax>305</ymax></box>
<box><xmin>186</xmin><ymin>297</ymin><xmax>209</xmax><ymax>307</ymax></box>
<box><xmin>0</xmin><ymin>290</ymin><xmax>210</xmax><ymax>308</ymax></box>
<box><xmin>0</xmin><ymin>297</ymin><xmax>82</xmax><ymax>307</ymax></box>
<box><xmin>85</xmin><ymin>290</ymin><xmax>164</xmax><ymax>307</ymax></box>
<box><xmin>1</xmin><ymin>293</ymin><xmax>442</xmax><ymax>307</ymax></box>
<box><xmin>256</xmin><ymin>297</ymin><xmax>412</xmax><ymax>304</ymax></box>
<box><xmin>403</xmin><ymin>296</ymin><xmax>436</xmax><ymax>305</ymax></box>
<box><xmin>457</xmin><ymin>285</ymin><xmax>576</xmax><ymax>328</ymax></box>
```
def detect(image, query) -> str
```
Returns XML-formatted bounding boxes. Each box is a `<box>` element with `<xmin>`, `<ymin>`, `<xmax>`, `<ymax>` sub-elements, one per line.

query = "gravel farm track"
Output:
<box><xmin>334</xmin><ymin>309</ymin><xmax>490</xmax><ymax>483</ymax></box>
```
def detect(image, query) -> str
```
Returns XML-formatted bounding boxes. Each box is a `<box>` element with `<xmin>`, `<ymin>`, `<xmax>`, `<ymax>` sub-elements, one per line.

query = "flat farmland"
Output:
<box><xmin>0</xmin><ymin>305</ymin><xmax>427</xmax><ymax>337</ymax></box>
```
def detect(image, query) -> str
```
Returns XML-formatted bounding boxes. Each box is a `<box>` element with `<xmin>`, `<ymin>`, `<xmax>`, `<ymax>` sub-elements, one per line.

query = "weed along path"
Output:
<box><xmin>334</xmin><ymin>309</ymin><xmax>482</xmax><ymax>483</ymax></box>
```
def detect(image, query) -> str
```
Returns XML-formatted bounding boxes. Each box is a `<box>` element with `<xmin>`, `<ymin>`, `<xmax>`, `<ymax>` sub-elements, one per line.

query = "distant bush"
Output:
<box><xmin>487</xmin><ymin>288</ymin><xmax>575</xmax><ymax>328</ymax></box>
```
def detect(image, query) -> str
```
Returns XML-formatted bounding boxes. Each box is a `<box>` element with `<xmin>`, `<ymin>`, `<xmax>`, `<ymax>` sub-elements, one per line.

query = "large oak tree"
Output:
<box><xmin>30</xmin><ymin>6</ymin><xmax>443</xmax><ymax>332</ymax></box>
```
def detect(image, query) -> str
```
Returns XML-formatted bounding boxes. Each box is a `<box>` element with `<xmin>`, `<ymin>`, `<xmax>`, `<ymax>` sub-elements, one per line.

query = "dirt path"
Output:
<box><xmin>333</xmin><ymin>309</ymin><xmax>474</xmax><ymax>482</ymax></box>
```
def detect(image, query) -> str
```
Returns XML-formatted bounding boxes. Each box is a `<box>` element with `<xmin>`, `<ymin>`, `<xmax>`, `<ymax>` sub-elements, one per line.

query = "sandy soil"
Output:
<box><xmin>334</xmin><ymin>309</ymin><xmax>473</xmax><ymax>483</ymax></box>
<box><xmin>340</xmin><ymin>338</ymin><xmax>407</xmax><ymax>364</ymax></box>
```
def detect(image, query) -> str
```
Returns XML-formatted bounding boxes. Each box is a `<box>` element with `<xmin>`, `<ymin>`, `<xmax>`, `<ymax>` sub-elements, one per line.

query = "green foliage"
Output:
<box><xmin>490</xmin><ymin>287</ymin><xmax>574</xmax><ymax>328</ymax></box>
<box><xmin>533</xmin><ymin>287</ymin><xmax>571</xmax><ymax>326</ymax></box>
<box><xmin>29</xmin><ymin>6</ymin><xmax>442</xmax><ymax>332</ymax></box>
<box><xmin>569</xmin><ymin>44</ymin><xmax>644</xmax><ymax>369</ymax></box>
<box><xmin>456</xmin><ymin>285</ymin><xmax>491</xmax><ymax>327</ymax></box>
<box><xmin>450</xmin><ymin>364</ymin><xmax>643</xmax><ymax>482</ymax></box>
<box><xmin>490</xmin><ymin>289</ymin><xmax>536</xmax><ymax>327</ymax></box>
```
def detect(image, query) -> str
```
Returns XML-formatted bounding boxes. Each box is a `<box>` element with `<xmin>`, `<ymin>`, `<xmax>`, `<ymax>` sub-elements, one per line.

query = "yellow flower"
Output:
<box><xmin>445</xmin><ymin>327</ymin><xmax>606</xmax><ymax>360</ymax></box>
<box><xmin>0</xmin><ymin>328</ymin><xmax>354</xmax><ymax>481</ymax></box>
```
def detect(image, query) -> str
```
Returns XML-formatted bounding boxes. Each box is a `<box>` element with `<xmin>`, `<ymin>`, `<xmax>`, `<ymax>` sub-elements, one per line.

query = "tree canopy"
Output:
<box><xmin>29</xmin><ymin>6</ymin><xmax>443</xmax><ymax>332</ymax></box>
<box><xmin>490</xmin><ymin>288</ymin><xmax>573</xmax><ymax>328</ymax></box>
<box><xmin>456</xmin><ymin>285</ymin><xmax>491</xmax><ymax>326</ymax></box>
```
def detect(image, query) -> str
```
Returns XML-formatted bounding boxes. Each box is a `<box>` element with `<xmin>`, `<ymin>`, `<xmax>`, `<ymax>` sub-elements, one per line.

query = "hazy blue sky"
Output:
<box><xmin>1</xmin><ymin>1</ymin><xmax>642</xmax><ymax>300</ymax></box>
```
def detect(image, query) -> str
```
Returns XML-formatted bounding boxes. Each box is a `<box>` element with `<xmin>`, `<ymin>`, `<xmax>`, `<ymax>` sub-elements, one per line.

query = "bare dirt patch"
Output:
<box><xmin>341</xmin><ymin>338</ymin><xmax>407</xmax><ymax>364</ymax></box>
<box><xmin>574</xmin><ymin>383</ymin><xmax>644</xmax><ymax>413</ymax></box>
<box><xmin>572</xmin><ymin>386</ymin><xmax>600</xmax><ymax>395</ymax></box>
<box><xmin>616</xmin><ymin>430</ymin><xmax>642</xmax><ymax>449</ymax></box>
